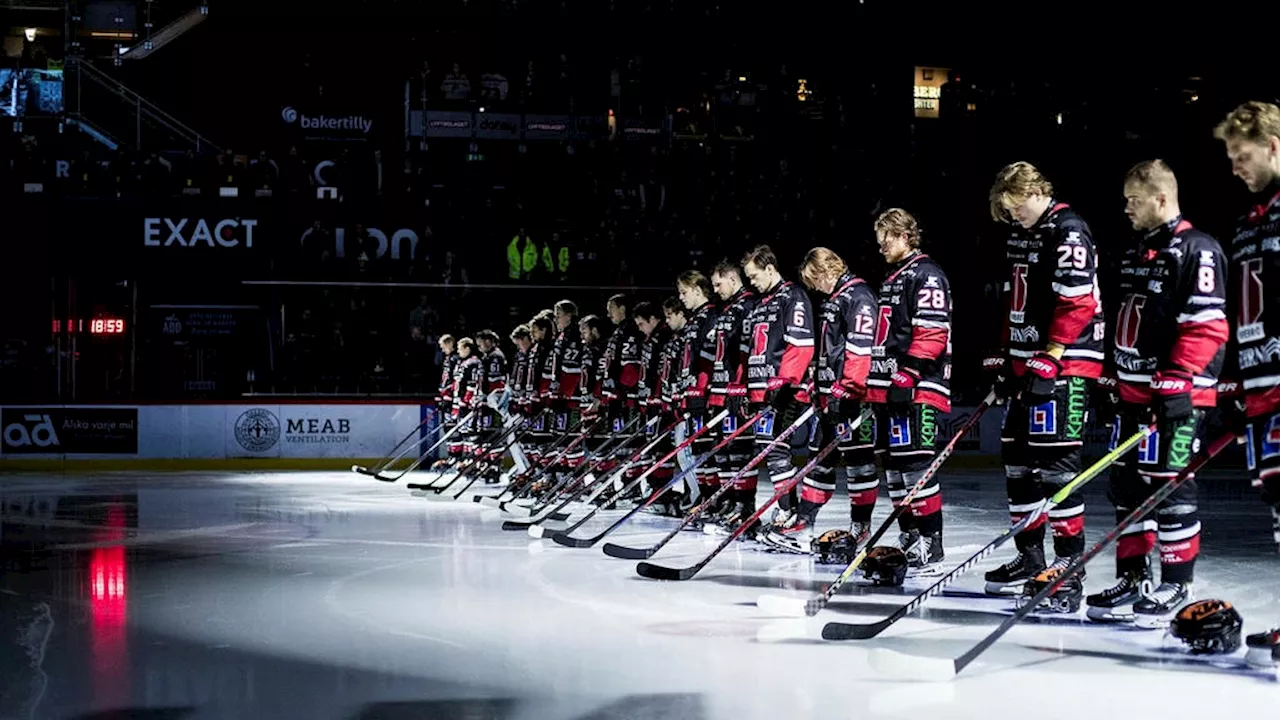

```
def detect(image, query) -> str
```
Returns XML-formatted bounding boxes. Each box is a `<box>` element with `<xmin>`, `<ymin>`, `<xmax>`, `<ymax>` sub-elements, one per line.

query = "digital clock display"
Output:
<box><xmin>53</xmin><ymin>318</ymin><xmax>127</xmax><ymax>335</ymax></box>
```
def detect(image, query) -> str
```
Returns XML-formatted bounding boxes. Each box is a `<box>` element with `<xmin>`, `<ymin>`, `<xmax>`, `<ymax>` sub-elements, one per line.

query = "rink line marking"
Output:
<box><xmin>48</xmin><ymin>523</ymin><xmax>263</xmax><ymax>550</ymax></box>
<box><xmin>323</xmin><ymin>552</ymin><xmax>466</xmax><ymax>650</ymax></box>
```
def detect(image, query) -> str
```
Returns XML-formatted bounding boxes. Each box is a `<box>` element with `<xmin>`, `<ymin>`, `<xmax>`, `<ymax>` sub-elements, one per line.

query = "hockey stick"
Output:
<box><xmin>406</xmin><ymin>415</ymin><xmax>527</xmax><ymax>493</ymax></box>
<box><xmin>756</xmin><ymin>393</ymin><xmax>996</xmax><ymax>616</ymax></box>
<box><xmin>500</xmin><ymin>414</ymin><xmax>655</xmax><ymax>529</ymax></box>
<box><xmin>495</xmin><ymin>415</ymin><xmax>605</xmax><ymax>508</ymax></box>
<box><xmin>867</xmin><ymin>429</ymin><xmax>1233</xmax><ymax>681</ymax></box>
<box><xmin>634</xmin><ymin>407</ymin><xmax>863</xmax><ymax>581</ymax></box>
<box><xmin>547</xmin><ymin>409</ymin><xmax>735</xmax><ymax>548</ymax></box>
<box><xmin>479</xmin><ymin>411</ymin><xmax>591</xmax><ymax>508</ymax></box>
<box><xmin>602</xmin><ymin>405</ymin><xmax>820</xmax><ymax>560</ymax></box>
<box><xmin>524</xmin><ymin>415</ymin><xmax>685</xmax><ymax>538</ymax></box>
<box><xmin>366</xmin><ymin>410</ymin><xmax>479</xmax><ymax>483</ymax></box>
<box><xmin>821</xmin><ymin>421</ymin><xmax>1157</xmax><ymax>641</ymax></box>
<box><xmin>353</xmin><ymin>409</ymin><xmax>465</xmax><ymax>479</ymax></box>
<box><xmin>447</xmin><ymin>413</ymin><xmax>555</xmax><ymax>501</ymax></box>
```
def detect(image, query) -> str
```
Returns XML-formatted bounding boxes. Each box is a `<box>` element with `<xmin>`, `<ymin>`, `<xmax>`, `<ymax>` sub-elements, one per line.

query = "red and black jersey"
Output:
<box><xmin>744</xmin><ymin>280</ymin><xmax>816</xmax><ymax>404</ymax></box>
<box><xmin>709</xmin><ymin>288</ymin><xmax>757</xmax><ymax>408</ymax></box>
<box><xmin>660</xmin><ymin>328</ymin><xmax>685</xmax><ymax>412</ymax></box>
<box><xmin>1001</xmin><ymin>202</ymin><xmax>1104</xmax><ymax>378</ymax></box>
<box><xmin>577</xmin><ymin>338</ymin><xmax>605</xmax><ymax>407</ymax></box>
<box><xmin>452</xmin><ymin>355</ymin><xmax>483</xmax><ymax>416</ymax></box>
<box><xmin>1227</xmin><ymin>184</ymin><xmax>1280</xmax><ymax>417</ymax></box>
<box><xmin>867</xmin><ymin>252</ymin><xmax>953</xmax><ymax>412</ymax></box>
<box><xmin>1111</xmin><ymin>217</ymin><xmax>1228</xmax><ymax>407</ymax></box>
<box><xmin>438</xmin><ymin>352</ymin><xmax>460</xmax><ymax>403</ymax></box>
<box><xmin>529</xmin><ymin>339</ymin><xmax>553</xmax><ymax>399</ymax></box>
<box><xmin>637</xmin><ymin>323</ymin><xmax>673</xmax><ymax>403</ymax></box>
<box><xmin>543</xmin><ymin>323</ymin><xmax>584</xmax><ymax>400</ymax></box>
<box><xmin>480</xmin><ymin>348</ymin><xmax>507</xmax><ymax>396</ymax></box>
<box><xmin>677</xmin><ymin>302</ymin><xmax>718</xmax><ymax>406</ymax></box>
<box><xmin>601</xmin><ymin>320</ymin><xmax>643</xmax><ymax>403</ymax></box>
<box><xmin>510</xmin><ymin>349</ymin><xmax>529</xmax><ymax>404</ymax></box>
<box><xmin>814</xmin><ymin>273</ymin><xmax>877</xmax><ymax>402</ymax></box>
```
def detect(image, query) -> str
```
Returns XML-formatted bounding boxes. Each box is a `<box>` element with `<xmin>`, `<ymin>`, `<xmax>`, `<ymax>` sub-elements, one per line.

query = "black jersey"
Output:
<box><xmin>480</xmin><ymin>348</ymin><xmax>507</xmax><ymax>396</ymax></box>
<box><xmin>1000</xmin><ymin>202</ymin><xmax>1105</xmax><ymax>379</ymax></box>
<box><xmin>601</xmin><ymin>320</ymin><xmax>643</xmax><ymax>403</ymax></box>
<box><xmin>1228</xmin><ymin>185</ymin><xmax>1280</xmax><ymax>417</ymax></box>
<box><xmin>677</xmin><ymin>302</ymin><xmax>718</xmax><ymax>407</ymax></box>
<box><xmin>867</xmin><ymin>252</ymin><xmax>953</xmax><ymax>412</ymax></box>
<box><xmin>1111</xmin><ymin>217</ymin><xmax>1228</xmax><ymax>407</ymax></box>
<box><xmin>814</xmin><ymin>273</ymin><xmax>877</xmax><ymax>401</ymax></box>
<box><xmin>743</xmin><ymin>280</ymin><xmax>815</xmax><ymax>404</ymax></box>
<box><xmin>709</xmin><ymin>288</ymin><xmax>757</xmax><ymax>408</ymax></box>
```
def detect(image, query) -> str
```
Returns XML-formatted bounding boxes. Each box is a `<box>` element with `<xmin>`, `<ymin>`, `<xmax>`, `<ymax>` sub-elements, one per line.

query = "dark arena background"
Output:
<box><xmin>2</xmin><ymin>1</ymin><xmax>1279</xmax><ymax>718</ymax></box>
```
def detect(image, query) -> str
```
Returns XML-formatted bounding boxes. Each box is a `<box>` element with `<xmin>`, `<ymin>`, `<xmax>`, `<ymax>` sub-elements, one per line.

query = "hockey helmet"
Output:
<box><xmin>1016</xmin><ymin>566</ymin><xmax>1083</xmax><ymax>614</ymax></box>
<box><xmin>815</xmin><ymin>530</ymin><xmax>858</xmax><ymax>565</ymax></box>
<box><xmin>861</xmin><ymin>546</ymin><xmax>908</xmax><ymax>587</ymax></box>
<box><xmin>1169</xmin><ymin>599</ymin><xmax>1243</xmax><ymax>655</ymax></box>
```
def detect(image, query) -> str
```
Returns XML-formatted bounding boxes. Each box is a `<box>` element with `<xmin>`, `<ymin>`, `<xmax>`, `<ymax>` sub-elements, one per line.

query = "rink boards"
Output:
<box><xmin>0</xmin><ymin>402</ymin><xmax>435</xmax><ymax>471</ymax></box>
<box><xmin>0</xmin><ymin>400</ymin><xmax>1117</xmax><ymax>471</ymax></box>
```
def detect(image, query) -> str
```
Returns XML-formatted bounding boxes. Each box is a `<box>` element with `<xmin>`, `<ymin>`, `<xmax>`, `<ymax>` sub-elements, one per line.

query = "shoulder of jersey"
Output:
<box><xmin>1052</xmin><ymin>207</ymin><xmax>1092</xmax><ymax>235</ymax></box>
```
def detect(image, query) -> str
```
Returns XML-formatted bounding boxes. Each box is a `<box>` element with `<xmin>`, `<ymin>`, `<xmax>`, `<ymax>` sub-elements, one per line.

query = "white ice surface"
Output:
<box><xmin>1</xmin><ymin>468</ymin><xmax>1276</xmax><ymax>720</ymax></box>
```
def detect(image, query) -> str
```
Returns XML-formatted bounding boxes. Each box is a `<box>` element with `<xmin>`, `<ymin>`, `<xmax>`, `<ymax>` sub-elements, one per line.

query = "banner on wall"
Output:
<box><xmin>1</xmin><ymin>407</ymin><xmax>138</xmax><ymax>454</ymax></box>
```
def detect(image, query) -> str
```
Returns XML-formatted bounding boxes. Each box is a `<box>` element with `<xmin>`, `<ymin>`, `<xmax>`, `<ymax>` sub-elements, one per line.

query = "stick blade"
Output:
<box><xmin>867</xmin><ymin>647</ymin><xmax>957</xmax><ymax>682</ymax></box>
<box><xmin>755</xmin><ymin>594</ymin><xmax>810</xmax><ymax>618</ymax></box>
<box><xmin>821</xmin><ymin>619</ymin><xmax>890</xmax><ymax>641</ymax></box>
<box><xmin>477</xmin><ymin>497</ymin><xmax>502</xmax><ymax>509</ymax></box>
<box><xmin>405</xmin><ymin>482</ymin><xmax>432</xmax><ymax>490</ymax></box>
<box><xmin>549</xmin><ymin>532</ymin><xmax>594</xmax><ymax>548</ymax></box>
<box><xmin>635</xmin><ymin>561</ymin><xmax>692</xmax><ymax>581</ymax></box>
<box><xmin>601</xmin><ymin>542</ymin><xmax>654</xmax><ymax>560</ymax></box>
<box><xmin>352</xmin><ymin>464</ymin><xmax>370</xmax><ymax>474</ymax></box>
<box><xmin>501</xmin><ymin>520</ymin><xmax>533</xmax><ymax>531</ymax></box>
<box><xmin>503</xmin><ymin>504</ymin><xmax>533</xmax><ymax>517</ymax></box>
<box><xmin>373</xmin><ymin>473</ymin><xmax>399</xmax><ymax>483</ymax></box>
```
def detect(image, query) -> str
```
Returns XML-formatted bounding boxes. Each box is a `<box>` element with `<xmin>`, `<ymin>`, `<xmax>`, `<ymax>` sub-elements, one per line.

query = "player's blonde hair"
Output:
<box><xmin>989</xmin><ymin>162</ymin><xmax>1054</xmax><ymax>223</ymax></box>
<box><xmin>874</xmin><ymin>208</ymin><xmax>921</xmax><ymax>248</ymax></box>
<box><xmin>1214</xmin><ymin>101</ymin><xmax>1280</xmax><ymax>145</ymax></box>
<box><xmin>799</xmin><ymin>247</ymin><xmax>848</xmax><ymax>290</ymax></box>
<box><xmin>1124</xmin><ymin>159</ymin><xmax>1179</xmax><ymax>199</ymax></box>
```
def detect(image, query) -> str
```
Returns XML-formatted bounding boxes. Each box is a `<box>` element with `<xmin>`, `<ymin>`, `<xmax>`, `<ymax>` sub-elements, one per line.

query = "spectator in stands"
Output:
<box><xmin>442</xmin><ymin>63</ymin><xmax>471</xmax><ymax>103</ymax></box>
<box><xmin>480</xmin><ymin>68</ymin><xmax>509</xmax><ymax>106</ymax></box>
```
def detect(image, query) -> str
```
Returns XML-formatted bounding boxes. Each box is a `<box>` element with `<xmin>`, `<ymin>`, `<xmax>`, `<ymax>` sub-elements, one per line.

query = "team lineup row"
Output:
<box><xmin>409</xmin><ymin>100</ymin><xmax>1280</xmax><ymax>669</ymax></box>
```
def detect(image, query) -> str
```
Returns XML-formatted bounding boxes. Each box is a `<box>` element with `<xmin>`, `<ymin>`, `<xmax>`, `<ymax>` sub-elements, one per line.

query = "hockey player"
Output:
<box><xmin>506</xmin><ymin>324</ymin><xmax>535</xmax><ymax>476</ymax></box>
<box><xmin>765</xmin><ymin>246</ymin><xmax>877</xmax><ymax>553</ymax></box>
<box><xmin>1086</xmin><ymin>160</ymin><xmax>1228</xmax><ymax>624</ymax></box>
<box><xmin>600</xmin><ymin>294</ymin><xmax>643</xmax><ymax>473</ymax></box>
<box><xmin>474</xmin><ymin>330</ymin><xmax>510</xmax><ymax>482</ymax></box>
<box><xmin>1214</xmin><ymin>101</ymin><xmax>1280</xmax><ymax>666</ymax></box>
<box><xmin>525</xmin><ymin>313</ymin><xmax>556</xmax><ymax>467</ymax></box>
<box><xmin>452</xmin><ymin>337</ymin><xmax>484</xmax><ymax>462</ymax></box>
<box><xmin>546</xmin><ymin>300</ymin><xmax>585</xmax><ymax>469</ymax></box>
<box><xmin>676</xmin><ymin>270</ymin><xmax>720</xmax><ymax>506</ymax></box>
<box><xmin>984</xmin><ymin>162</ymin><xmax>1105</xmax><ymax>595</ymax></box>
<box><xmin>432</xmin><ymin>334</ymin><xmax>460</xmax><ymax>470</ymax></box>
<box><xmin>734</xmin><ymin>244</ymin><xmax>815</xmax><ymax>536</ymax></box>
<box><xmin>706</xmin><ymin>260</ymin><xmax>757</xmax><ymax>518</ymax></box>
<box><xmin>578</xmin><ymin>314</ymin><xmax>611</xmax><ymax>470</ymax></box>
<box><xmin>864</xmin><ymin>210</ymin><xmax>953</xmax><ymax>570</ymax></box>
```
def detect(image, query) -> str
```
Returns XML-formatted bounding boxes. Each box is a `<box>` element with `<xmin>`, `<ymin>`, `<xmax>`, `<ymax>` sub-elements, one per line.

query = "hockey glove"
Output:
<box><xmin>764</xmin><ymin>380</ymin><xmax>797</xmax><ymax>411</ymax></box>
<box><xmin>1150</xmin><ymin>368</ymin><xmax>1194</xmax><ymax>422</ymax></box>
<box><xmin>981</xmin><ymin>353</ymin><xmax>1016</xmax><ymax>402</ymax></box>
<box><xmin>1022</xmin><ymin>352</ymin><xmax>1063</xmax><ymax>405</ymax></box>
<box><xmin>887</xmin><ymin>366</ymin><xmax>921</xmax><ymax>408</ymax></box>
<box><xmin>726</xmin><ymin>384</ymin><xmax>748</xmax><ymax>419</ymax></box>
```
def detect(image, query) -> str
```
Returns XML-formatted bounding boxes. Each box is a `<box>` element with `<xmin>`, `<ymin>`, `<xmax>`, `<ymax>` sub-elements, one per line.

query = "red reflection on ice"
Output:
<box><xmin>88</xmin><ymin>502</ymin><xmax>129</xmax><ymax>707</ymax></box>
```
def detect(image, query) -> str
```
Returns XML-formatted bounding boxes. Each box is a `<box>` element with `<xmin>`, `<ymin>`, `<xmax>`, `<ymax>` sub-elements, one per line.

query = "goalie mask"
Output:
<box><xmin>815</xmin><ymin>530</ymin><xmax>858</xmax><ymax>565</ymax></box>
<box><xmin>861</xmin><ymin>546</ymin><xmax>908</xmax><ymax>587</ymax></box>
<box><xmin>1169</xmin><ymin>599</ymin><xmax>1243</xmax><ymax>655</ymax></box>
<box><xmin>1016</xmin><ymin>566</ymin><xmax>1083</xmax><ymax>614</ymax></box>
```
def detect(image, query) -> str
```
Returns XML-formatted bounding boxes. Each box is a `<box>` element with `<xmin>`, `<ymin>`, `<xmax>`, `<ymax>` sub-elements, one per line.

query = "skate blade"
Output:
<box><xmin>1085</xmin><ymin>606</ymin><xmax>1136</xmax><ymax>624</ymax></box>
<box><xmin>984</xmin><ymin>581</ymin><xmax>1024</xmax><ymax>597</ymax></box>
<box><xmin>1132</xmin><ymin>612</ymin><xmax>1176</xmax><ymax>630</ymax></box>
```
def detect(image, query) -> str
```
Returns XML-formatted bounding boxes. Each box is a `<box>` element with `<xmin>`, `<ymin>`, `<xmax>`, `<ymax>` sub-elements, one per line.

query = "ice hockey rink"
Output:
<box><xmin>2</xmin><ymin>466</ymin><xmax>1276</xmax><ymax>720</ymax></box>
